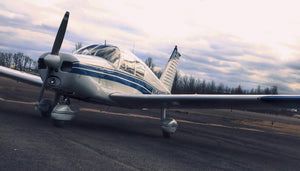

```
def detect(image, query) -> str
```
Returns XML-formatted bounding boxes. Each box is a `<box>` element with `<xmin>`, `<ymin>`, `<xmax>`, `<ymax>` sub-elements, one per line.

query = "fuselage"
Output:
<box><xmin>38</xmin><ymin>44</ymin><xmax>169</xmax><ymax>105</ymax></box>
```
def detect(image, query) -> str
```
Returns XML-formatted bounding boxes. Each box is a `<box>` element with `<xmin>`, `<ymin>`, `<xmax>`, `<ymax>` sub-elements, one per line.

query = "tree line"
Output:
<box><xmin>0</xmin><ymin>48</ymin><xmax>279</xmax><ymax>95</ymax></box>
<box><xmin>0</xmin><ymin>41</ymin><xmax>84</xmax><ymax>72</ymax></box>
<box><xmin>0</xmin><ymin>51</ymin><xmax>37</xmax><ymax>73</ymax></box>
<box><xmin>145</xmin><ymin>57</ymin><xmax>278</xmax><ymax>94</ymax></box>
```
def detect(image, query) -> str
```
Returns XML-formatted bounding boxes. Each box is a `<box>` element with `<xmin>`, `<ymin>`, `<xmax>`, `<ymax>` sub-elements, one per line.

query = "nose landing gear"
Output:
<box><xmin>37</xmin><ymin>98</ymin><xmax>53</xmax><ymax>118</ymax></box>
<box><xmin>37</xmin><ymin>94</ymin><xmax>76</xmax><ymax>127</ymax></box>
<box><xmin>51</xmin><ymin>101</ymin><xmax>75</xmax><ymax>127</ymax></box>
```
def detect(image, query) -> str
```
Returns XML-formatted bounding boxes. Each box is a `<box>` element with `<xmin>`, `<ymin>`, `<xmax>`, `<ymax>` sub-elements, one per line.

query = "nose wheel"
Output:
<box><xmin>38</xmin><ymin>93</ymin><xmax>75</xmax><ymax>127</ymax></box>
<box><xmin>37</xmin><ymin>92</ymin><xmax>61</xmax><ymax>118</ymax></box>
<box><xmin>50</xmin><ymin>96</ymin><xmax>75</xmax><ymax>127</ymax></box>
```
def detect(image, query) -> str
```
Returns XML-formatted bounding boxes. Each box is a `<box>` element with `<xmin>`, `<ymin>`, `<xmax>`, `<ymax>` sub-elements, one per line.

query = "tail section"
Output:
<box><xmin>160</xmin><ymin>46</ymin><xmax>181</xmax><ymax>92</ymax></box>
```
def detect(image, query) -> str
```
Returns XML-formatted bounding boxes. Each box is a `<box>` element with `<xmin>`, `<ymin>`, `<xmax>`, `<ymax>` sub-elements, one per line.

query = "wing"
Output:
<box><xmin>110</xmin><ymin>93</ymin><xmax>300</xmax><ymax>109</ymax></box>
<box><xmin>0</xmin><ymin>66</ymin><xmax>42</xmax><ymax>87</ymax></box>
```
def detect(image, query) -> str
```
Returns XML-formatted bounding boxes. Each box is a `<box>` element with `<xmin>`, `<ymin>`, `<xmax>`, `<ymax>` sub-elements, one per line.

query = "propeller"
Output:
<box><xmin>38</xmin><ymin>11</ymin><xmax>69</xmax><ymax>102</ymax></box>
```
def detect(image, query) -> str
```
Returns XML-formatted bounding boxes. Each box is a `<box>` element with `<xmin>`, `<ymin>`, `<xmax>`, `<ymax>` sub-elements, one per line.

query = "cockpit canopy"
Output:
<box><xmin>75</xmin><ymin>44</ymin><xmax>121</xmax><ymax>64</ymax></box>
<box><xmin>74</xmin><ymin>44</ymin><xmax>147</xmax><ymax>78</ymax></box>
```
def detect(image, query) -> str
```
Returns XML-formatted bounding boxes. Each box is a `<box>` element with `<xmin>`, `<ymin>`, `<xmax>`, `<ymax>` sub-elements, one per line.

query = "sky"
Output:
<box><xmin>1</xmin><ymin>0</ymin><xmax>300</xmax><ymax>93</ymax></box>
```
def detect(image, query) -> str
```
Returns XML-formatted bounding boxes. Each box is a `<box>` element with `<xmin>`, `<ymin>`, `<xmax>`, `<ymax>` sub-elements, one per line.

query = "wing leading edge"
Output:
<box><xmin>0</xmin><ymin>66</ymin><xmax>42</xmax><ymax>87</ymax></box>
<box><xmin>110</xmin><ymin>93</ymin><xmax>300</xmax><ymax>109</ymax></box>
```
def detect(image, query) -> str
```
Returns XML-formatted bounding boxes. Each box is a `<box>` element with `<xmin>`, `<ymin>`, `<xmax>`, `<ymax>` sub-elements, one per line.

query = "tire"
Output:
<box><xmin>52</xmin><ymin>119</ymin><xmax>65</xmax><ymax>127</ymax></box>
<box><xmin>162</xmin><ymin>130</ymin><xmax>171</xmax><ymax>138</ymax></box>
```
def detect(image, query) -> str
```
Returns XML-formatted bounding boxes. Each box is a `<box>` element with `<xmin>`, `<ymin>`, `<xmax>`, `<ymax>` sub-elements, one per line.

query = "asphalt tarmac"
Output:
<box><xmin>1</xmin><ymin>77</ymin><xmax>300</xmax><ymax>171</ymax></box>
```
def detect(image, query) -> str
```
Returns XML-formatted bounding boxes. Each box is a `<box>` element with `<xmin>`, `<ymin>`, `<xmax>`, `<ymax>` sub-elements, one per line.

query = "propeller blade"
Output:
<box><xmin>38</xmin><ymin>71</ymin><xmax>48</xmax><ymax>102</ymax></box>
<box><xmin>51</xmin><ymin>11</ymin><xmax>69</xmax><ymax>55</ymax></box>
<box><xmin>38</xmin><ymin>11</ymin><xmax>70</xmax><ymax>105</ymax></box>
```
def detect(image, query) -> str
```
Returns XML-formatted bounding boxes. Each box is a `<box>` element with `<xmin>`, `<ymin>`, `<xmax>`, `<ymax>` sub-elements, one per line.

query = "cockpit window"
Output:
<box><xmin>75</xmin><ymin>45</ymin><xmax>121</xmax><ymax>64</ymax></box>
<box><xmin>135</xmin><ymin>63</ymin><xmax>145</xmax><ymax>78</ymax></box>
<box><xmin>93</xmin><ymin>45</ymin><xmax>121</xmax><ymax>63</ymax></box>
<box><xmin>119</xmin><ymin>60</ymin><xmax>145</xmax><ymax>78</ymax></box>
<box><xmin>120</xmin><ymin>60</ymin><xmax>135</xmax><ymax>74</ymax></box>
<box><xmin>76</xmin><ymin>44</ymin><xmax>98</xmax><ymax>55</ymax></box>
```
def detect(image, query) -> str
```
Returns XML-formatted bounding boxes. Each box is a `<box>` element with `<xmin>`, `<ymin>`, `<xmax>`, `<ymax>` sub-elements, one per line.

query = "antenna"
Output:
<box><xmin>132</xmin><ymin>42</ymin><xmax>135</xmax><ymax>53</ymax></box>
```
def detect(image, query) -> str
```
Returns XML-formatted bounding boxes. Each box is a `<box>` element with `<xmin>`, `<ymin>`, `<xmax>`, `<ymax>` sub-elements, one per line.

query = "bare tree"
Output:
<box><xmin>4</xmin><ymin>52</ymin><xmax>13</xmax><ymax>67</ymax></box>
<box><xmin>74</xmin><ymin>42</ymin><xmax>83</xmax><ymax>51</ymax></box>
<box><xmin>0</xmin><ymin>51</ymin><xmax>38</xmax><ymax>73</ymax></box>
<box><xmin>145</xmin><ymin>57</ymin><xmax>155</xmax><ymax>71</ymax></box>
<box><xmin>0</xmin><ymin>52</ymin><xmax>4</xmax><ymax>66</ymax></box>
<box><xmin>235</xmin><ymin>85</ymin><xmax>243</xmax><ymax>94</ymax></box>
<box><xmin>28</xmin><ymin>58</ymin><xmax>33</xmax><ymax>70</ymax></box>
<box><xmin>217</xmin><ymin>83</ymin><xmax>225</xmax><ymax>94</ymax></box>
<box><xmin>271</xmin><ymin>86</ymin><xmax>278</xmax><ymax>94</ymax></box>
<box><xmin>23</xmin><ymin>56</ymin><xmax>30</xmax><ymax>71</ymax></box>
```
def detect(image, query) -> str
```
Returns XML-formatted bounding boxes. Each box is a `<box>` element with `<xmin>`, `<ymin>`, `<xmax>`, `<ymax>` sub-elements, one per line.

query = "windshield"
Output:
<box><xmin>75</xmin><ymin>45</ymin><xmax>121</xmax><ymax>64</ymax></box>
<box><xmin>76</xmin><ymin>44</ymin><xmax>98</xmax><ymax>55</ymax></box>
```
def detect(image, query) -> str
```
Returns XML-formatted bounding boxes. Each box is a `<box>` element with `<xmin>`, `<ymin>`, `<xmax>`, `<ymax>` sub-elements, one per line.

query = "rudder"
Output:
<box><xmin>160</xmin><ymin>46</ymin><xmax>181</xmax><ymax>92</ymax></box>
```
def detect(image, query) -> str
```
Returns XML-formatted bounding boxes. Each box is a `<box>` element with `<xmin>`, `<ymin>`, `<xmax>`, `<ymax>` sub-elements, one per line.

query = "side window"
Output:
<box><xmin>120</xmin><ymin>62</ymin><xmax>126</xmax><ymax>71</ymax></box>
<box><xmin>125</xmin><ymin>61</ymin><xmax>135</xmax><ymax>74</ymax></box>
<box><xmin>119</xmin><ymin>60</ymin><xmax>135</xmax><ymax>75</ymax></box>
<box><xmin>135</xmin><ymin>63</ymin><xmax>145</xmax><ymax>78</ymax></box>
<box><xmin>112</xmin><ymin>58</ymin><xmax>120</xmax><ymax>68</ymax></box>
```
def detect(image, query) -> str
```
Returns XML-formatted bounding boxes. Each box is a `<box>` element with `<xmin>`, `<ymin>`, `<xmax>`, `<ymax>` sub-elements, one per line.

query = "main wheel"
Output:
<box><xmin>162</xmin><ymin>130</ymin><xmax>171</xmax><ymax>138</ymax></box>
<box><xmin>52</xmin><ymin>119</ymin><xmax>65</xmax><ymax>127</ymax></box>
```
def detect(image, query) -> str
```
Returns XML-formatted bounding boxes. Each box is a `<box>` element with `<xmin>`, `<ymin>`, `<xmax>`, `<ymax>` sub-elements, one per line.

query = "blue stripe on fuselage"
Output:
<box><xmin>71</xmin><ymin>64</ymin><xmax>153</xmax><ymax>94</ymax></box>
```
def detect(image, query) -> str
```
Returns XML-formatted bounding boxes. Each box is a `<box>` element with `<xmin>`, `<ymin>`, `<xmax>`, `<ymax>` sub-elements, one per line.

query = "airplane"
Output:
<box><xmin>1</xmin><ymin>11</ymin><xmax>300</xmax><ymax>138</ymax></box>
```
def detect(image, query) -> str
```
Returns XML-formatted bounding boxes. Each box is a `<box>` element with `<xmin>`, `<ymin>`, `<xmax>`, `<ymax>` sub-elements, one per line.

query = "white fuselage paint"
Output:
<box><xmin>48</xmin><ymin>45</ymin><xmax>170</xmax><ymax>105</ymax></box>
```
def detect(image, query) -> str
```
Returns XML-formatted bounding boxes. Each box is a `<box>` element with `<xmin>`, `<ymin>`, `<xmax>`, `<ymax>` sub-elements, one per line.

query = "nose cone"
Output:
<box><xmin>44</xmin><ymin>54</ymin><xmax>61</xmax><ymax>68</ymax></box>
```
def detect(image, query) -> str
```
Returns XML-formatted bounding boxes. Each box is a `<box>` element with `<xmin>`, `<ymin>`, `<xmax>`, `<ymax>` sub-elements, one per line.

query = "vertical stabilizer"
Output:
<box><xmin>160</xmin><ymin>46</ymin><xmax>181</xmax><ymax>92</ymax></box>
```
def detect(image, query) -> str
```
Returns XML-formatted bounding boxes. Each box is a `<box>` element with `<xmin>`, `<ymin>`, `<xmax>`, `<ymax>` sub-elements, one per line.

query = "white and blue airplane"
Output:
<box><xmin>1</xmin><ymin>11</ymin><xmax>300</xmax><ymax>138</ymax></box>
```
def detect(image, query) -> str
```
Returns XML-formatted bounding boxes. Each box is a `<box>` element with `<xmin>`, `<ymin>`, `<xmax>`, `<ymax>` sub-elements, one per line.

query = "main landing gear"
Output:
<box><xmin>37</xmin><ymin>93</ymin><xmax>76</xmax><ymax>127</ymax></box>
<box><xmin>160</xmin><ymin>108</ymin><xmax>178</xmax><ymax>138</ymax></box>
<box><xmin>37</xmin><ymin>95</ymin><xmax>177</xmax><ymax>138</ymax></box>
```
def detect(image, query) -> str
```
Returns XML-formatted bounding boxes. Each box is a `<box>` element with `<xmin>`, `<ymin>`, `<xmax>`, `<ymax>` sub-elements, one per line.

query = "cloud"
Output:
<box><xmin>1</xmin><ymin>0</ymin><xmax>300</xmax><ymax>94</ymax></box>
